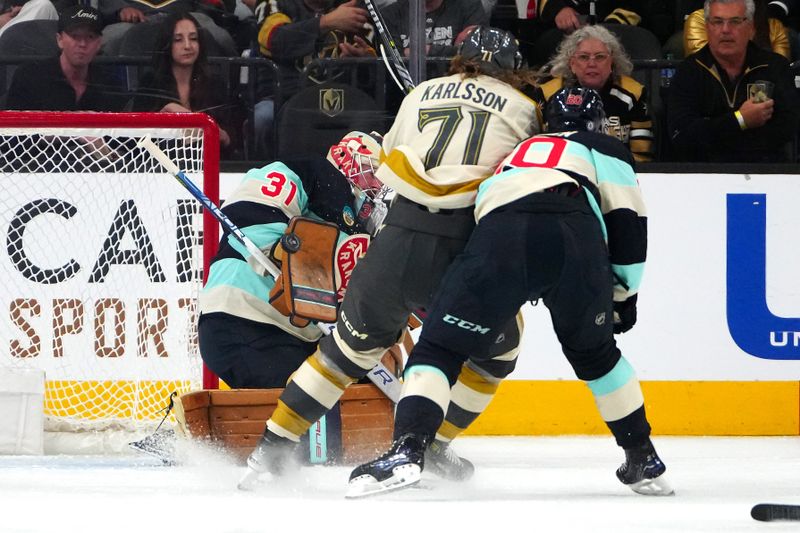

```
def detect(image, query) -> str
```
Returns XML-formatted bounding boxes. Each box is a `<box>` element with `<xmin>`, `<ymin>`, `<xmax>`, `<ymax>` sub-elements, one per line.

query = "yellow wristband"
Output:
<box><xmin>735</xmin><ymin>110</ymin><xmax>747</xmax><ymax>130</ymax></box>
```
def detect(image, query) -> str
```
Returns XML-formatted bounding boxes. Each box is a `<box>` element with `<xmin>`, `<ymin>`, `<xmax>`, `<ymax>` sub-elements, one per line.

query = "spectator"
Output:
<box><xmin>684</xmin><ymin>0</ymin><xmax>791</xmax><ymax>58</ymax></box>
<box><xmin>533</xmin><ymin>24</ymin><xmax>654</xmax><ymax>161</ymax></box>
<box><xmin>0</xmin><ymin>0</ymin><xmax>57</xmax><ymax>40</ymax></box>
<box><xmin>98</xmin><ymin>0</ymin><xmax>236</xmax><ymax>56</ymax></box>
<box><xmin>129</xmin><ymin>12</ymin><xmax>234</xmax><ymax>152</ymax></box>
<box><xmin>5</xmin><ymin>5</ymin><xmax>127</xmax><ymax>110</ymax></box>
<box><xmin>529</xmin><ymin>1</ymin><xmax>673</xmax><ymax>67</ymax></box>
<box><xmin>248</xmin><ymin>0</ymin><xmax>376</xmax><ymax>159</ymax></box>
<box><xmin>381</xmin><ymin>0</ymin><xmax>488</xmax><ymax>57</ymax></box>
<box><xmin>667</xmin><ymin>0</ymin><xmax>800</xmax><ymax>162</ymax></box>
<box><xmin>255</xmin><ymin>0</ymin><xmax>374</xmax><ymax>86</ymax></box>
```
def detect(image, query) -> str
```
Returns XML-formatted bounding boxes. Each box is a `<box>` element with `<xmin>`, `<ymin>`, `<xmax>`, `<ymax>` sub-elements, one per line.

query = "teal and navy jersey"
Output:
<box><xmin>200</xmin><ymin>155</ymin><xmax>364</xmax><ymax>341</ymax></box>
<box><xmin>477</xmin><ymin>131</ymin><xmax>646</xmax><ymax>302</ymax></box>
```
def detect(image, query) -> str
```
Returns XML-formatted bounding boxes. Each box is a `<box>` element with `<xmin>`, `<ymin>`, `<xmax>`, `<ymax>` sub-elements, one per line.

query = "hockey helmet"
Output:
<box><xmin>544</xmin><ymin>87</ymin><xmax>606</xmax><ymax>133</ymax></box>
<box><xmin>457</xmin><ymin>25</ymin><xmax>523</xmax><ymax>72</ymax></box>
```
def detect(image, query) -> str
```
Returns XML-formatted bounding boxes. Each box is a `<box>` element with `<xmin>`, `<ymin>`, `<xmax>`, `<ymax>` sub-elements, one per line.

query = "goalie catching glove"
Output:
<box><xmin>269</xmin><ymin>217</ymin><xmax>340</xmax><ymax>327</ymax></box>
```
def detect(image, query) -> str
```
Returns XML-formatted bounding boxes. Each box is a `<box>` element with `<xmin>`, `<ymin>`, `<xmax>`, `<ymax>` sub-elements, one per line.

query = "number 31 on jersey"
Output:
<box><xmin>260</xmin><ymin>171</ymin><xmax>299</xmax><ymax>207</ymax></box>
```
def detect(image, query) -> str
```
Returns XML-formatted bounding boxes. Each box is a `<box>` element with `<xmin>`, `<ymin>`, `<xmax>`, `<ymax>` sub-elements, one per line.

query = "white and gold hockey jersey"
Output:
<box><xmin>377</xmin><ymin>73</ymin><xmax>542</xmax><ymax>209</ymax></box>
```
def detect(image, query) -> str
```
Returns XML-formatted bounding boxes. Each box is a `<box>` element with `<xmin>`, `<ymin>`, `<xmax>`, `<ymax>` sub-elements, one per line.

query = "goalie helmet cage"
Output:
<box><xmin>0</xmin><ymin>111</ymin><xmax>221</xmax><ymax>453</ymax></box>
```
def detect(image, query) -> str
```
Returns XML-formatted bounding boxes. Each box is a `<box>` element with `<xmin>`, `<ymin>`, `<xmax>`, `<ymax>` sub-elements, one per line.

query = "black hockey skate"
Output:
<box><xmin>345</xmin><ymin>433</ymin><xmax>428</xmax><ymax>498</ymax></box>
<box><xmin>616</xmin><ymin>439</ymin><xmax>674</xmax><ymax>496</ymax></box>
<box><xmin>237</xmin><ymin>429</ymin><xmax>298</xmax><ymax>490</ymax></box>
<box><xmin>425</xmin><ymin>439</ymin><xmax>474</xmax><ymax>481</ymax></box>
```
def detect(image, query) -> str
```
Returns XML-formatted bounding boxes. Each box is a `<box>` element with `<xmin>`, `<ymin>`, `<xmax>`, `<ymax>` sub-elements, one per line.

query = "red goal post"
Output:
<box><xmin>0</xmin><ymin>111</ymin><xmax>221</xmax><ymax>450</ymax></box>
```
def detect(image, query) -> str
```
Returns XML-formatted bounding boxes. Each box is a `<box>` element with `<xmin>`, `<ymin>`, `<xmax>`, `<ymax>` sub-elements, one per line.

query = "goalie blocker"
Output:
<box><xmin>268</xmin><ymin>217</ymin><xmax>341</xmax><ymax>327</ymax></box>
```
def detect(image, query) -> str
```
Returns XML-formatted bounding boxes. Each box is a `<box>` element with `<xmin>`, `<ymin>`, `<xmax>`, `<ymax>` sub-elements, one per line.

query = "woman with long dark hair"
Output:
<box><xmin>131</xmin><ymin>12</ymin><xmax>232</xmax><ymax>149</ymax></box>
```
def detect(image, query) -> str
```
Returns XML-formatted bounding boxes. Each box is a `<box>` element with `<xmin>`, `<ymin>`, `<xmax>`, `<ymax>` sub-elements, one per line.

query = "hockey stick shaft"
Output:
<box><xmin>138</xmin><ymin>136</ymin><xmax>401</xmax><ymax>402</ymax></box>
<box><xmin>363</xmin><ymin>0</ymin><xmax>415</xmax><ymax>94</ymax></box>
<box><xmin>138</xmin><ymin>136</ymin><xmax>281</xmax><ymax>279</ymax></box>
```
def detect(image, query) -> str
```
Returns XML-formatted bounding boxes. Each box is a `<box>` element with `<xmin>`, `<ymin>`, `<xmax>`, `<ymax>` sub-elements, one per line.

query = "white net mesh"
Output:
<box><xmin>0</xmin><ymin>113</ymin><xmax>217</xmax><ymax>445</ymax></box>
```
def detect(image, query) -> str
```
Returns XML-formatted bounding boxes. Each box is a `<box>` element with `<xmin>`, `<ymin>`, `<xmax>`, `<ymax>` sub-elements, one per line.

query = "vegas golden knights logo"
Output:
<box><xmin>320</xmin><ymin>88</ymin><xmax>344</xmax><ymax>117</ymax></box>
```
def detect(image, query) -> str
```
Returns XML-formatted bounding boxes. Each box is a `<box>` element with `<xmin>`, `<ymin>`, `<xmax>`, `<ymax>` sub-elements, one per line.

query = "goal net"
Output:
<box><xmin>0</xmin><ymin>112</ymin><xmax>220</xmax><ymax>453</ymax></box>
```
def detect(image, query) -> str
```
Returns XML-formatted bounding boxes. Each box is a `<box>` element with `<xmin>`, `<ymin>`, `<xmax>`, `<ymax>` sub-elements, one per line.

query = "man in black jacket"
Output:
<box><xmin>667</xmin><ymin>0</ymin><xmax>799</xmax><ymax>162</ymax></box>
<box><xmin>5</xmin><ymin>5</ymin><xmax>126</xmax><ymax>111</ymax></box>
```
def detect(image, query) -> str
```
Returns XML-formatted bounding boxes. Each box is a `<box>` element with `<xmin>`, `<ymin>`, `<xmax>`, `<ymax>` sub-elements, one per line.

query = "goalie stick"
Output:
<box><xmin>752</xmin><ymin>504</ymin><xmax>800</xmax><ymax>521</ymax></box>
<box><xmin>137</xmin><ymin>135</ymin><xmax>401</xmax><ymax>403</ymax></box>
<box><xmin>363</xmin><ymin>0</ymin><xmax>415</xmax><ymax>94</ymax></box>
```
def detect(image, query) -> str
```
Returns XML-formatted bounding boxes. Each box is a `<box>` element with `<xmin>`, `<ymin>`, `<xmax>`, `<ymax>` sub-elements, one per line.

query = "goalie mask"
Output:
<box><xmin>327</xmin><ymin>131</ymin><xmax>390</xmax><ymax>235</ymax></box>
<box><xmin>545</xmin><ymin>87</ymin><xmax>606</xmax><ymax>133</ymax></box>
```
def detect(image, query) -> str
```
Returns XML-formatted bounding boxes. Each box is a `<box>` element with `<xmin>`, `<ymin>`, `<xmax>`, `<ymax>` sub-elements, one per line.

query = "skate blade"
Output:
<box><xmin>237</xmin><ymin>467</ymin><xmax>262</xmax><ymax>491</ymax></box>
<box><xmin>345</xmin><ymin>463</ymin><xmax>421</xmax><ymax>499</ymax></box>
<box><xmin>629</xmin><ymin>474</ymin><xmax>674</xmax><ymax>496</ymax></box>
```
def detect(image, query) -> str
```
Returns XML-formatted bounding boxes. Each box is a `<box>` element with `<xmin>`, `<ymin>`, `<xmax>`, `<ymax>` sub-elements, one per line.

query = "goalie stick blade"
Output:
<box><xmin>128</xmin><ymin>430</ymin><xmax>178</xmax><ymax>466</ymax></box>
<box><xmin>751</xmin><ymin>504</ymin><xmax>800</xmax><ymax>521</ymax></box>
<box><xmin>345</xmin><ymin>463</ymin><xmax>421</xmax><ymax>499</ymax></box>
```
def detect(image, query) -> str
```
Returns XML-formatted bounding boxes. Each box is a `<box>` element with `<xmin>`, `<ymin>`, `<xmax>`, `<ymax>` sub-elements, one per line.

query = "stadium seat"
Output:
<box><xmin>0</xmin><ymin>20</ymin><xmax>59</xmax><ymax>107</ymax></box>
<box><xmin>603</xmin><ymin>24</ymin><xmax>663</xmax><ymax>62</ymax></box>
<box><xmin>273</xmin><ymin>82</ymin><xmax>387</xmax><ymax>160</ymax></box>
<box><xmin>0</xmin><ymin>19</ymin><xmax>58</xmax><ymax>56</ymax></box>
<box><xmin>116</xmin><ymin>22</ymin><xmax>164</xmax><ymax>58</ymax></box>
<box><xmin>604</xmin><ymin>23</ymin><xmax>666</xmax><ymax>149</ymax></box>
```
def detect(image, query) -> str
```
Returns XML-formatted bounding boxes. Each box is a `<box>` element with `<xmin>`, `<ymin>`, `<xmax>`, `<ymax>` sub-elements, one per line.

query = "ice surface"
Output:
<box><xmin>1</xmin><ymin>436</ymin><xmax>798</xmax><ymax>533</ymax></box>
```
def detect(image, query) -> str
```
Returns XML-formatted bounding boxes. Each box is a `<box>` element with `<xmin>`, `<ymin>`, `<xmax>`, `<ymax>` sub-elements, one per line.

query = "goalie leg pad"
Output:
<box><xmin>179</xmin><ymin>384</ymin><xmax>395</xmax><ymax>465</ymax></box>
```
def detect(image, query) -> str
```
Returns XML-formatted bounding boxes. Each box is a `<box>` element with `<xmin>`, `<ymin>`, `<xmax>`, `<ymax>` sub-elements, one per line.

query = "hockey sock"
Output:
<box><xmin>585</xmin><ymin>356</ymin><xmax>651</xmax><ymax>448</ymax></box>
<box><xmin>394</xmin><ymin>365</ymin><xmax>451</xmax><ymax>440</ymax></box>
<box><xmin>268</xmin><ymin>350</ymin><xmax>355</xmax><ymax>440</ymax></box>
<box><xmin>436</xmin><ymin>362</ymin><xmax>500</xmax><ymax>442</ymax></box>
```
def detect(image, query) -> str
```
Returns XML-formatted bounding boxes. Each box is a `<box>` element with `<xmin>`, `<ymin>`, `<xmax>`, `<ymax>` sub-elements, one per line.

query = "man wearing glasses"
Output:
<box><xmin>667</xmin><ymin>0</ymin><xmax>799</xmax><ymax>162</ymax></box>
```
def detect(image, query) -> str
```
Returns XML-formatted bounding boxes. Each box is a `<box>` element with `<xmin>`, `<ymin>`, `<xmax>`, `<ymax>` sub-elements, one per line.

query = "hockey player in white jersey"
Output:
<box><xmin>347</xmin><ymin>87</ymin><xmax>673</xmax><ymax>498</ymax></box>
<box><xmin>239</xmin><ymin>26</ymin><xmax>543</xmax><ymax>488</ymax></box>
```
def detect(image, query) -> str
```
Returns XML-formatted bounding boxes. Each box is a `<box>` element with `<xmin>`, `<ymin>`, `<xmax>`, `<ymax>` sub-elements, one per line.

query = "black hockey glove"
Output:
<box><xmin>613</xmin><ymin>294</ymin><xmax>637</xmax><ymax>334</ymax></box>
